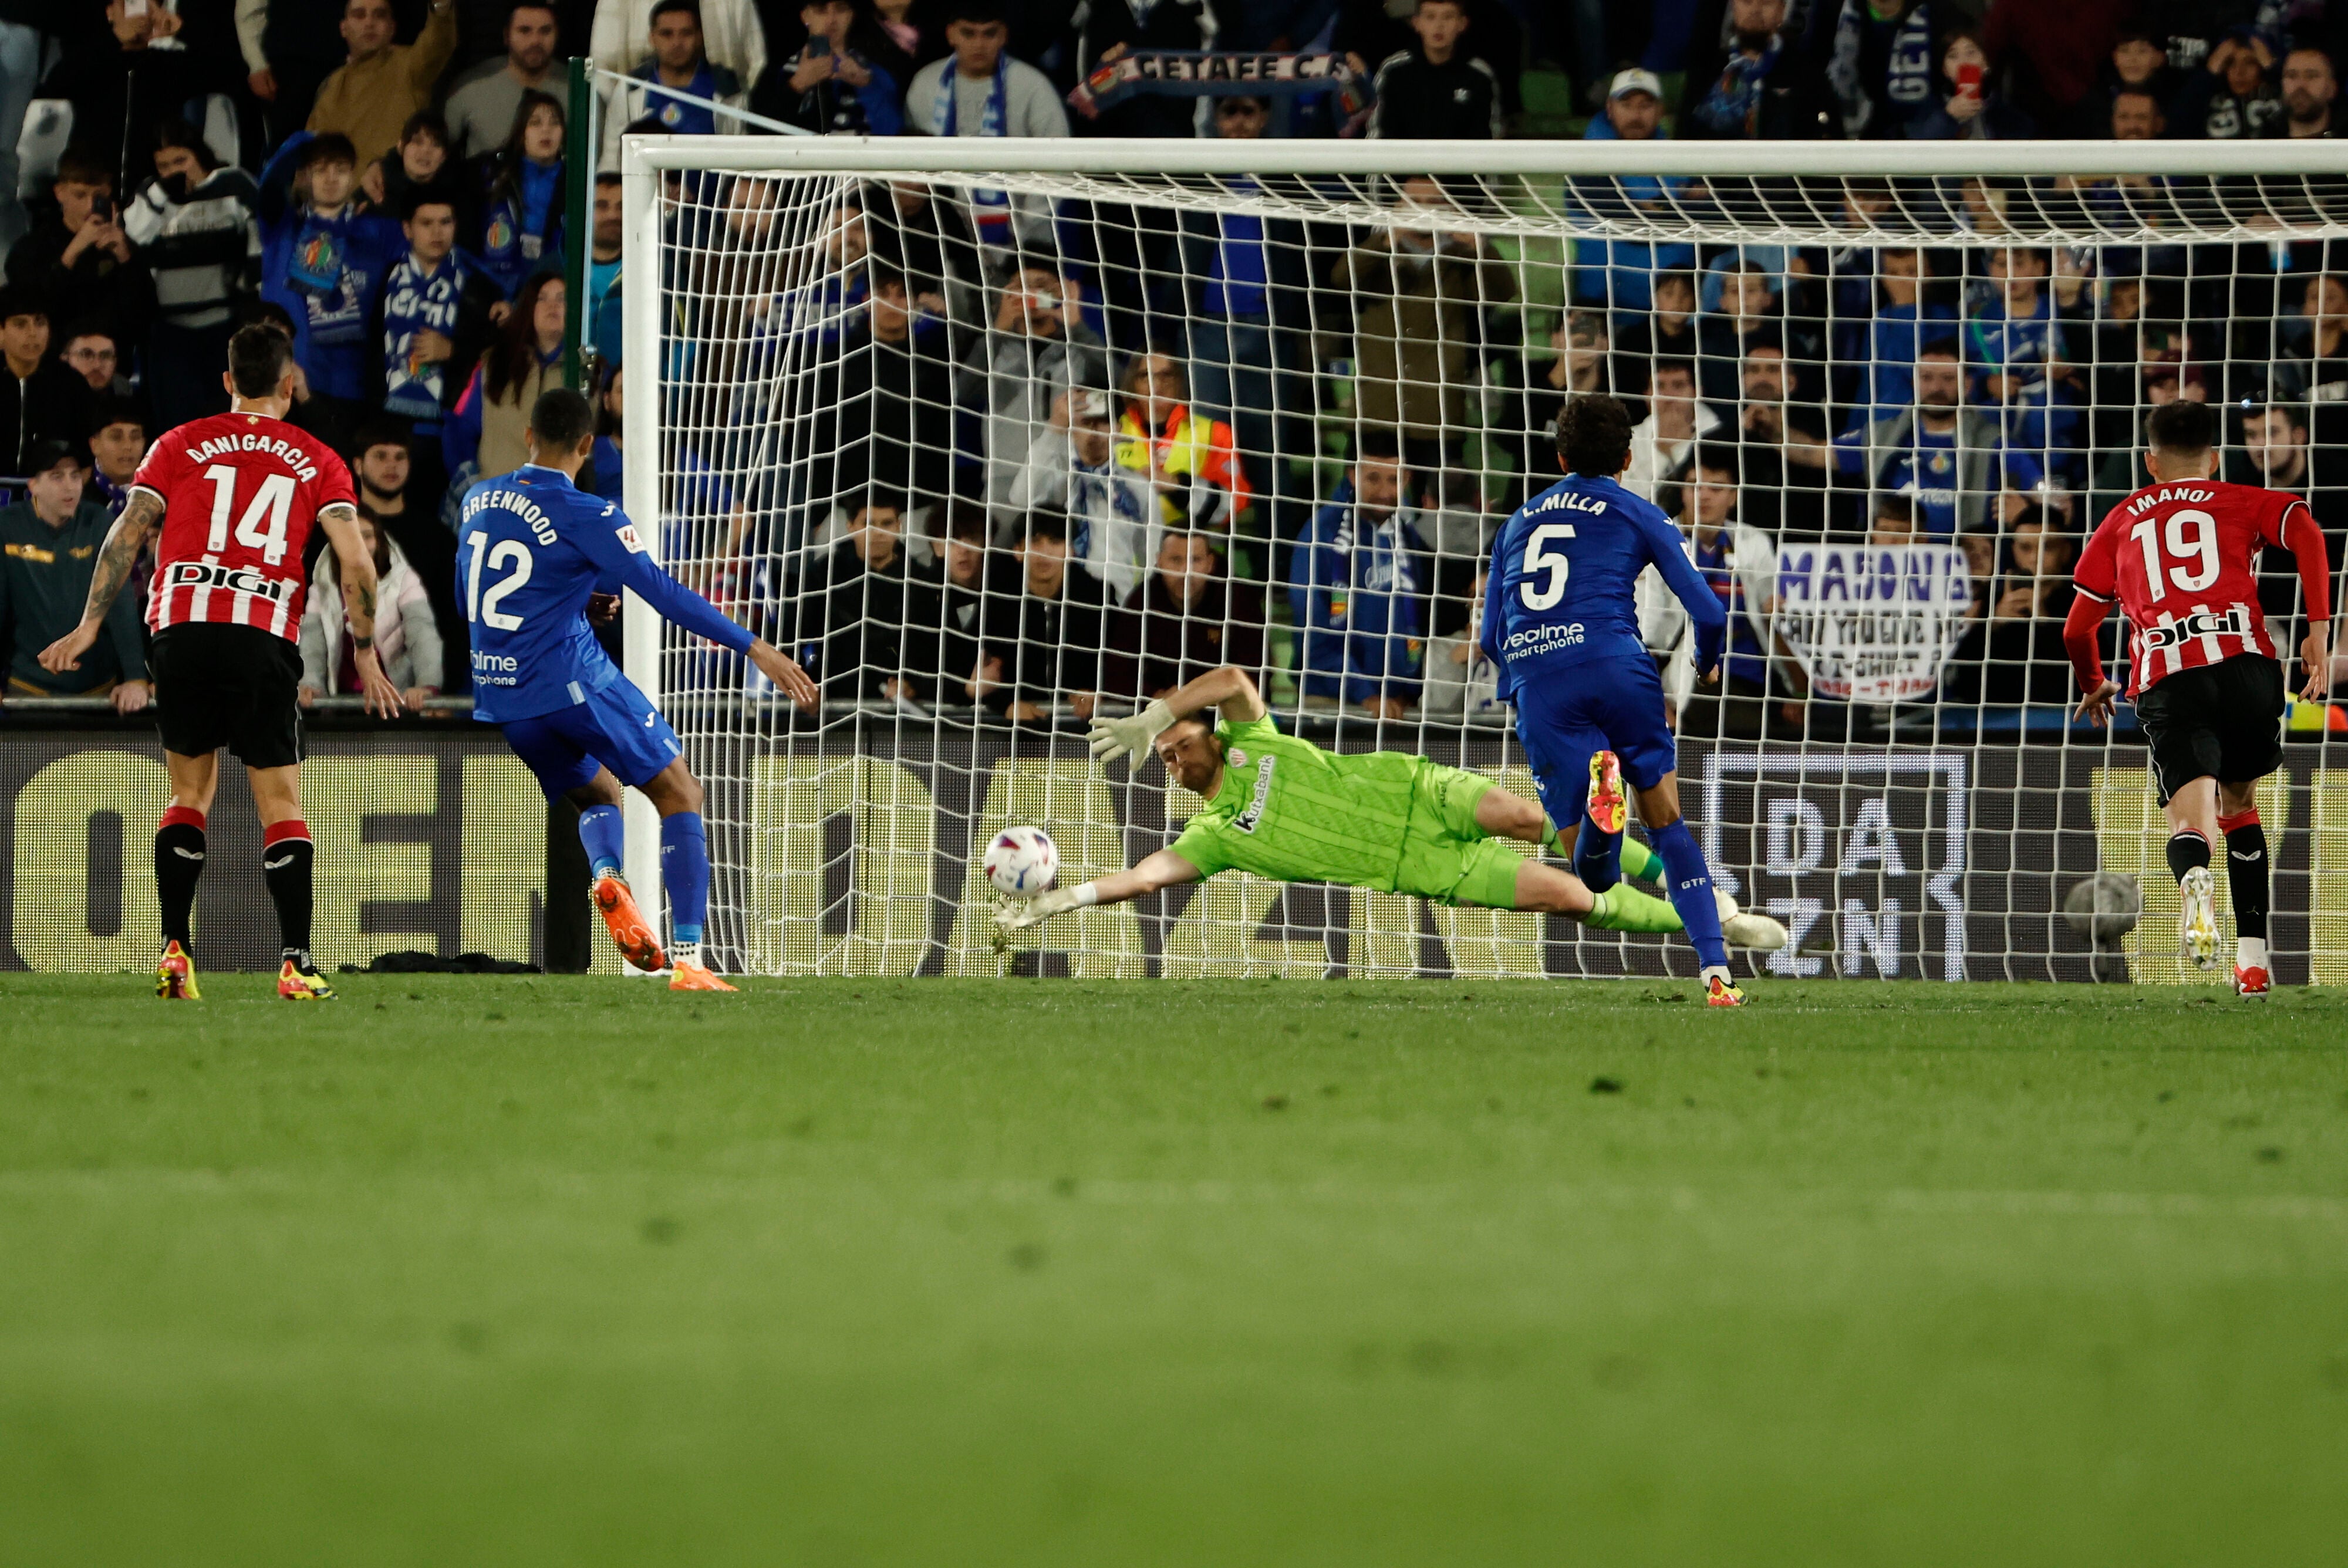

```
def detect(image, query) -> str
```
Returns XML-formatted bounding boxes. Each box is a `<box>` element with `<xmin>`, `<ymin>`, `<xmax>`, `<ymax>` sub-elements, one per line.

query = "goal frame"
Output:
<box><xmin>615</xmin><ymin>133</ymin><xmax>2348</xmax><ymax>965</ymax></box>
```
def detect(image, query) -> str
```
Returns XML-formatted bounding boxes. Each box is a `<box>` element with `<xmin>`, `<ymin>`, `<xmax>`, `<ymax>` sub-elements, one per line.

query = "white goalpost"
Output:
<box><xmin>618</xmin><ymin>132</ymin><xmax>2348</xmax><ymax>984</ymax></box>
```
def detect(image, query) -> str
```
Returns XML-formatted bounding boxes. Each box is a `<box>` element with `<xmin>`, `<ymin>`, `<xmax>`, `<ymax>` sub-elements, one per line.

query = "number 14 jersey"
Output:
<box><xmin>2073</xmin><ymin>479</ymin><xmax>2305</xmax><ymax>697</ymax></box>
<box><xmin>129</xmin><ymin>410</ymin><xmax>356</xmax><ymax>641</ymax></box>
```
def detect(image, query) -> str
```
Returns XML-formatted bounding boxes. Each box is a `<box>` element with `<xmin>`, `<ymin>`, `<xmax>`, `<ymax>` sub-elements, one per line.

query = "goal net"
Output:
<box><xmin>616</xmin><ymin>136</ymin><xmax>2348</xmax><ymax>985</ymax></box>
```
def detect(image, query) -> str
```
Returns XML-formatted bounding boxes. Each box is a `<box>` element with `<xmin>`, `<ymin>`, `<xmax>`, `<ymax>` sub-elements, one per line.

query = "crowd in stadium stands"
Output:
<box><xmin>3</xmin><ymin>0</ymin><xmax>2347</xmax><ymax>733</ymax></box>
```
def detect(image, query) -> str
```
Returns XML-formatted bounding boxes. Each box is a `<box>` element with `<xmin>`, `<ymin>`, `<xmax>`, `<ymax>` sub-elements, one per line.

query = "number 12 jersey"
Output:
<box><xmin>129</xmin><ymin>410</ymin><xmax>356</xmax><ymax>641</ymax></box>
<box><xmin>2073</xmin><ymin>479</ymin><xmax>2305</xmax><ymax>697</ymax></box>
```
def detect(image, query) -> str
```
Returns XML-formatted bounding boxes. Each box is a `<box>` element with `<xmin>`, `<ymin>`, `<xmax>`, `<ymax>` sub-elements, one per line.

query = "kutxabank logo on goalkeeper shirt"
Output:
<box><xmin>1233</xmin><ymin>755</ymin><xmax>1276</xmax><ymax>834</ymax></box>
<box><xmin>1699</xmin><ymin>751</ymin><xmax>1968</xmax><ymax>982</ymax></box>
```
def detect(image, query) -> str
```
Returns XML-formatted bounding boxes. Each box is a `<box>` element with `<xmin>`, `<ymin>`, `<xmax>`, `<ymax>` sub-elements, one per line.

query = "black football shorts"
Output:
<box><xmin>2132</xmin><ymin>653</ymin><xmax>2286</xmax><ymax>805</ymax></box>
<box><xmin>149</xmin><ymin>622</ymin><xmax>305</xmax><ymax>769</ymax></box>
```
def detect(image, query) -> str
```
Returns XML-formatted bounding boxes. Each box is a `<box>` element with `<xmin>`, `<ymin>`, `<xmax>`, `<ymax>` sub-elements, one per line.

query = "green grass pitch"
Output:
<box><xmin>4</xmin><ymin>973</ymin><xmax>2346</xmax><ymax>1566</ymax></box>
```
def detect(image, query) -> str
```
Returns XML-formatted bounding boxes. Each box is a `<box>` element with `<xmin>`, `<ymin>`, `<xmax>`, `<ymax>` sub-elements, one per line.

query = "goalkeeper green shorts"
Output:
<box><xmin>1391</xmin><ymin>764</ymin><xmax>1526</xmax><ymax>909</ymax></box>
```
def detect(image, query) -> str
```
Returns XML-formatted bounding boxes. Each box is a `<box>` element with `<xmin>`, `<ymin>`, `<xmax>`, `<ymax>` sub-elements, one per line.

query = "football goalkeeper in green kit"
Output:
<box><xmin>996</xmin><ymin>665</ymin><xmax>1785</xmax><ymax>951</ymax></box>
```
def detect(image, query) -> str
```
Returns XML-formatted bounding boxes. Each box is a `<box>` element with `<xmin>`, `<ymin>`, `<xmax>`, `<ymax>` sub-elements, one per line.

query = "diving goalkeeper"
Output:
<box><xmin>997</xmin><ymin>665</ymin><xmax>1784</xmax><ymax>955</ymax></box>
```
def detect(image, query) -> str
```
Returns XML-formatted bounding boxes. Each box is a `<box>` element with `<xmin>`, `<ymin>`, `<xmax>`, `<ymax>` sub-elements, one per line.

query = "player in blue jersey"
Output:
<box><xmin>1483</xmin><ymin>393</ymin><xmax>1749</xmax><ymax>1006</ymax></box>
<box><xmin>457</xmin><ymin>388</ymin><xmax>819</xmax><ymax>991</ymax></box>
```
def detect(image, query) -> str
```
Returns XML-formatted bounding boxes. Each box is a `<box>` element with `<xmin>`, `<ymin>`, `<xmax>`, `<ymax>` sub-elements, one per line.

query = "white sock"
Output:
<box><xmin>2238</xmin><ymin>937</ymin><xmax>2268</xmax><ymax>971</ymax></box>
<box><xmin>1701</xmin><ymin>964</ymin><xmax>1731</xmax><ymax>988</ymax></box>
<box><xmin>672</xmin><ymin>940</ymin><xmax>700</xmax><ymax>971</ymax></box>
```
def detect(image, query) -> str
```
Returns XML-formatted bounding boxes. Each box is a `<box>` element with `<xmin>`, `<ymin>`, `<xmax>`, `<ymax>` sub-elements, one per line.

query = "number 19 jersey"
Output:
<box><xmin>2074</xmin><ymin>479</ymin><xmax>2303</xmax><ymax>697</ymax></box>
<box><xmin>130</xmin><ymin>410</ymin><xmax>356</xmax><ymax>641</ymax></box>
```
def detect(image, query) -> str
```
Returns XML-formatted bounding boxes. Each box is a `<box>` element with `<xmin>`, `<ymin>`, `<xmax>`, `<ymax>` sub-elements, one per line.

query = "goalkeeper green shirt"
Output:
<box><xmin>1166</xmin><ymin>714</ymin><xmax>1425</xmax><ymax>890</ymax></box>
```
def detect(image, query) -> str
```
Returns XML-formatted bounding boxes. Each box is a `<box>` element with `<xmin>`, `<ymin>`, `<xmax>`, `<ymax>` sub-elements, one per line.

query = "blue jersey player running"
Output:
<box><xmin>1483</xmin><ymin>394</ymin><xmax>1751</xmax><ymax>1006</ymax></box>
<box><xmin>457</xmin><ymin>388</ymin><xmax>819</xmax><ymax>991</ymax></box>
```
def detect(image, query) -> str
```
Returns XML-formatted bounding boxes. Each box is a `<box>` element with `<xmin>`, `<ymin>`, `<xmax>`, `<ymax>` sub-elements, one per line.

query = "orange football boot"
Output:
<box><xmin>593</xmin><ymin>874</ymin><xmax>667</xmax><ymax>972</ymax></box>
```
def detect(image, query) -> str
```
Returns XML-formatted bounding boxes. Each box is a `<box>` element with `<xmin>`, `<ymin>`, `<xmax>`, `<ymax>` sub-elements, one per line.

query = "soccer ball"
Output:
<box><xmin>984</xmin><ymin>824</ymin><xmax>1060</xmax><ymax>899</ymax></box>
<box><xmin>2063</xmin><ymin>871</ymin><xmax>2143</xmax><ymax>947</ymax></box>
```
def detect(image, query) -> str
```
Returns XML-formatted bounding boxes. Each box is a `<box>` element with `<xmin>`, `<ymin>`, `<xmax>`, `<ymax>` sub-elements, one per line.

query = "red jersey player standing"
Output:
<box><xmin>2065</xmin><ymin>400</ymin><xmax>2333</xmax><ymax>997</ymax></box>
<box><xmin>38</xmin><ymin>325</ymin><xmax>402</xmax><ymax>1000</ymax></box>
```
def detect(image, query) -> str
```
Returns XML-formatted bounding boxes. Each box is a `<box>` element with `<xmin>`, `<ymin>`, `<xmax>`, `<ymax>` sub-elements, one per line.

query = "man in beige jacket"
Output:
<box><xmin>307</xmin><ymin>0</ymin><xmax>458</xmax><ymax>168</ymax></box>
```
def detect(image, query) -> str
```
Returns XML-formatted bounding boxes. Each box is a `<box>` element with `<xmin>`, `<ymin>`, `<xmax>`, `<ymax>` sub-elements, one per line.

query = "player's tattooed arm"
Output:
<box><xmin>81</xmin><ymin>490</ymin><xmax>160</xmax><ymax>626</ymax></box>
<box><xmin>316</xmin><ymin>502</ymin><xmax>406</xmax><ymax>718</ymax></box>
<box><xmin>38</xmin><ymin>490</ymin><xmax>160</xmax><ymax>674</ymax></box>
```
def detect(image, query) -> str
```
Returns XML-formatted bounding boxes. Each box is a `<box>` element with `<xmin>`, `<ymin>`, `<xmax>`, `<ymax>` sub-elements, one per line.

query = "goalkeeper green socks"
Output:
<box><xmin>1544</xmin><ymin>823</ymin><xmax>1665</xmax><ymax>887</ymax></box>
<box><xmin>1584</xmin><ymin>883</ymin><xmax>1685</xmax><ymax>934</ymax></box>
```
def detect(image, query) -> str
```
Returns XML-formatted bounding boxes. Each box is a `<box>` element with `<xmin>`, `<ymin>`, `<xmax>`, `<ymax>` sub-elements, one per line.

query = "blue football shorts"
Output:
<box><xmin>1510</xmin><ymin>655</ymin><xmax>1679</xmax><ymax>832</ymax></box>
<box><xmin>500</xmin><ymin>674</ymin><xmax>684</xmax><ymax>796</ymax></box>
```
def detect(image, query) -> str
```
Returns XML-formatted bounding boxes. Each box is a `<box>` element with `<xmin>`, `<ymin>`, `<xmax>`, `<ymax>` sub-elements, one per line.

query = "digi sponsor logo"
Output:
<box><xmin>166</xmin><ymin>562</ymin><xmax>289</xmax><ymax>599</ymax></box>
<box><xmin>2138</xmin><ymin>606</ymin><xmax>2248</xmax><ymax>651</ymax></box>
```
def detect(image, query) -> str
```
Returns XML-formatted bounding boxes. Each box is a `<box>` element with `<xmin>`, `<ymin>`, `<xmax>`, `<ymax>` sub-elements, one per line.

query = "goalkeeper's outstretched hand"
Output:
<box><xmin>1087</xmin><ymin>699</ymin><xmax>1175</xmax><ymax>767</ymax></box>
<box><xmin>994</xmin><ymin>887</ymin><xmax>1083</xmax><ymax>931</ymax></box>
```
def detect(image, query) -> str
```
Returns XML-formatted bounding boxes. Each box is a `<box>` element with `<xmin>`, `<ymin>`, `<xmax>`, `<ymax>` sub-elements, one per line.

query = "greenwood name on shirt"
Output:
<box><xmin>2073</xmin><ymin>479</ymin><xmax>2303</xmax><ymax>697</ymax></box>
<box><xmin>130</xmin><ymin>411</ymin><xmax>356</xmax><ymax>640</ymax></box>
<box><xmin>455</xmin><ymin>463</ymin><xmax>764</xmax><ymax>726</ymax></box>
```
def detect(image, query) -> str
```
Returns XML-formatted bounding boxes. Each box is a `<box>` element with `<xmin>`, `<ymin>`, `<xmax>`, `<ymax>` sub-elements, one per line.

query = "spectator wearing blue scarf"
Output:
<box><xmin>1825</xmin><ymin>0</ymin><xmax>1941</xmax><ymax>138</ymax></box>
<box><xmin>751</xmin><ymin>0</ymin><xmax>909</xmax><ymax>135</ymax></box>
<box><xmin>1680</xmin><ymin>0</ymin><xmax>1820</xmax><ymax>140</ymax></box>
<box><xmin>373</xmin><ymin>192</ymin><xmax>503</xmax><ymax>453</ymax></box>
<box><xmin>474</xmin><ymin>91</ymin><xmax>568</xmax><ymax>300</ymax></box>
<box><xmin>257</xmin><ymin>133</ymin><xmax>403</xmax><ymax>425</ymax></box>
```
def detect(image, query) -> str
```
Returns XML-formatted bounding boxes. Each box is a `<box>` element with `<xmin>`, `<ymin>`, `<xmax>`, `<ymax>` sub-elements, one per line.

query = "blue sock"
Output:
<box><xmin>576</xmin><ymin>804</ymin><xmax>625</xmax><ymax>881</ymax></box>
<box><xmin>660</xmin><ymin>811</ymin><xmax>709</xmax><ymax>946</ymax></box>
<box><xmin>1572</xmin><ymin>813</ymin><xmax>1622</xmax><ymax>893</ymax></box>
<box><xmin>1649</xmin><ymin>818</ymin><xmax>1728</xmax><ymax>972</ymax></box>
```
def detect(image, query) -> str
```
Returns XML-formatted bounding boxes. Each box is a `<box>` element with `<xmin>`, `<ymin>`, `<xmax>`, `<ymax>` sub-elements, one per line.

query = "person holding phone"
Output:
<box><xmin>3</xmin><ymin>148</ymin><xmax>149</xmax><ymax>344</ymax></box>
<box><xmin>751</xmin><ymin>0</ymin><xmax>909</xmax><ymax>135</ymax></box>
<box><xmin>1908</xmin><ymin>28</ymin><xmax>2035</xmax><ymax>140</ymax></box>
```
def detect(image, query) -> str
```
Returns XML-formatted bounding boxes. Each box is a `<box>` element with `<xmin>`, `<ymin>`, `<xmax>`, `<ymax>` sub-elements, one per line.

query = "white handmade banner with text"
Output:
<box><xmin>1772</xmin><ymin>545</ymin><xmax>1974</xmax><ymax>704</ymax></box>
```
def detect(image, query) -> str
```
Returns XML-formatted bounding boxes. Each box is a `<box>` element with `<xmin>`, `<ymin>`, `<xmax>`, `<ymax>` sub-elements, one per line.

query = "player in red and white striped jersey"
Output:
<box><xmin>2065</xmin><ymin>400</ymin><xmax>2333</xmax><ymax>996</ymax></box>
<box><xmin>38</xmin><ymin>325</ymin><xmax>403</xmax><ymax>1001</ymax></box>
<box><xmin>131</xmin><ymin>403</ymin><xmax>353</xmax><ymax>640</ymax></box>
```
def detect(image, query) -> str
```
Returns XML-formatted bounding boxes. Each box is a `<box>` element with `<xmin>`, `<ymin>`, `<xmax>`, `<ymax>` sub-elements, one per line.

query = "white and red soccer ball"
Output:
<box><xmin>984</xmin><ymin>824</ymin><xmax>1060</xmax><ymax>900</ymax></box>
